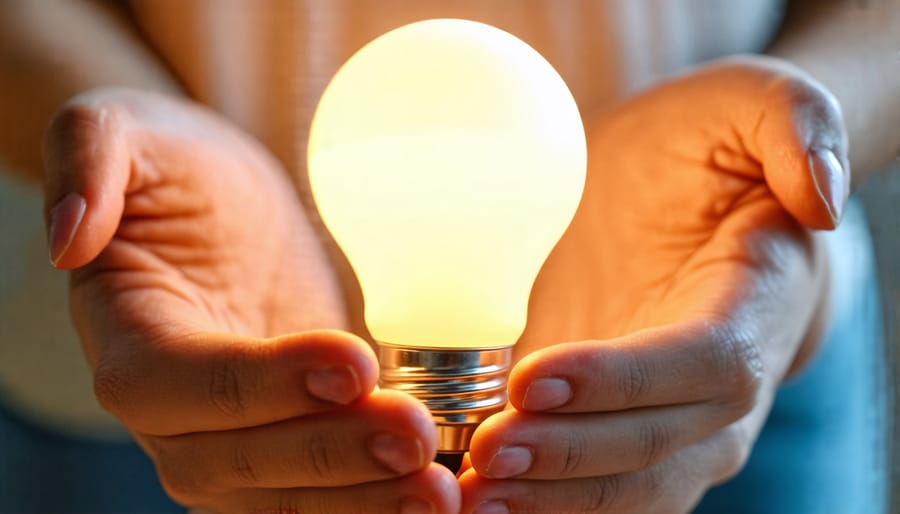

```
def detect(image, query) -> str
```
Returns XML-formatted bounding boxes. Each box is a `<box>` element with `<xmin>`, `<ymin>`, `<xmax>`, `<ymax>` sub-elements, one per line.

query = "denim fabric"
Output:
<box><xmin>0</xmin><ymin>412</ymin><xmax>181</xmax><ymax>513</ymax></box>
<box><xmin>0</xmin><ymin>201</ymin><xmax>889</xmax><ymax>513</ymax></box>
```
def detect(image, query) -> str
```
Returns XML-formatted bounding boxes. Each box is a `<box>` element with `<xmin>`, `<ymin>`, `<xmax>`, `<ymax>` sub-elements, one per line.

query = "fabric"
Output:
<box><xmin>694</xmin><ymin>199</ymin><xmax>890</xmax><ymax>514</ymax></box>
<box><xmin>1</xmin><ymin>3</ymin><xmax>887</xmax><ymax>511</ymax></box>
<box><xmin>0</xmin><ymin>0</ymin><xmax>787</xmax><ymax>443</ymax></box>
<box><xmin>127</xmin><ymin>0</ymin><xmax>785</xmax><ymax>223</ymax></box>
<box><xmin>0</xmin><ymin>174</ymin><xmax>127</xmax><ymax>439</ymax></box>
<box><xmin>0</xmin><ymin>411</ymin><xmax>181</xmax><ymax>513</ymax></box>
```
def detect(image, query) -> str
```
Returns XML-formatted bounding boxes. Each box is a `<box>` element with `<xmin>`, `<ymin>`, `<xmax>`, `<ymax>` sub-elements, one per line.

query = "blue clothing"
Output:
<box><xmin>0</xmin><ymin>414</ymin><xmax>181</xmax><ymax>513</ymax></box>
<box><xmin>0</xmin><ymin>200</ymin><xmax>889</xmax><ymax>513</ymax></box>
<box><xmin>695</xmin><ymin>200</ymin><xmax>890</xmax><ymax>514</ymax></box>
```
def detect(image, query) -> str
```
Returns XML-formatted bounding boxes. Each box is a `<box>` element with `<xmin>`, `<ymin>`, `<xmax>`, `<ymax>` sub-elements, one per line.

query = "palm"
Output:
<box><xmin>69</xmin><ymin>109</ymin><xmax>346</xmax><ymax>344</ymax></box>
<box><xmin>518</xmin><ymin>90</ymin><xmax>817</xmax><ymax>360</ymax></box>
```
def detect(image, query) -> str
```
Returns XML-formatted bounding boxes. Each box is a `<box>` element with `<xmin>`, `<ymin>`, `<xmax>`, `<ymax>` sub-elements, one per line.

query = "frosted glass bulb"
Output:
<box><xmin>308</xmin><ymin>19</ymin><xmax>586</xmax><ymax>453</ymax></box>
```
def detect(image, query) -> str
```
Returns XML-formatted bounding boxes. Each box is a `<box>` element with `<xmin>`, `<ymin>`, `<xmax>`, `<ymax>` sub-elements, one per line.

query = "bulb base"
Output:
<box><xmin>377</xmin><ymin>343</ymin><xmax>512</xmax><ymax>453</ymax></box>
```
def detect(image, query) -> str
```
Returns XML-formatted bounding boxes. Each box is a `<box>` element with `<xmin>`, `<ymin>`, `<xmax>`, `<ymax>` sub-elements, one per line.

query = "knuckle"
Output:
<box><xmin>208</xmin><ymin>349</ymin><xmax>263</xmax><ymax>420</ymax></box>
<box><xmin>208</xmin><ymin>361</ymin><xmax>245</xmax><ymax>419</ymax></box>
<box><xmin>616</xmin><ymin>352</ymin><xmax>652</xmax><ymax>406</ymax></box>
<box><xmin>229</xmin><ymin>443</ymin><xmax>260</xmax><ymax>487</ymax></box>
<box><xmin>636</xmin><ymin>420</ymin><xmax>673</xmax><ymax>469</ymax></box>
<box><xmin>297</xmin><ymin>432</ymin><xmax>345</xmax><ymax>484</ymax></box>
<box><xmin>706</xmin><ymin>321</ymin><xmax>763</xmax><ymax>416</ymax></box>
<box><xmin>584</xmin><ymin>475</ymin><xmax>623</xmax><ymax>513</ymax></box>
<box><xmin>560</xmin><ymin>430</ymin><xmax>588</xmax><ymax>476</ymax></box>
<box><xmin>93</xmin><ymin>363</ymin><xmax>136</xmax><ymax>420</ymax></box>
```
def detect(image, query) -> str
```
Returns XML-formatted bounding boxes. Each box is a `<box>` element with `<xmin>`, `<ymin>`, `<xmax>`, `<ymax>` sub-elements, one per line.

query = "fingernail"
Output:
<box><xmin>47</xmin><ymin>192</ymin><xmax>86</xmax><ymax>267</ymax></box>
<box><xmin>369</xmin><ymin>432</ymin><xmax>424</xmax><ymax>474</ymax></box>
<box><xmin>486</xmin><ymin>446</ymin><xmax>533</xmax><ymax>478</ymax></box>
<box><xmin>523</xmin><ymin>377</ymin><xmax>571</xmax><ymax>411</ymax></box>
<box><xmin>305</xmin><ymin>365</ymin><xmax>360</xmax><ymax>405</ymax></box>
<box><xmin>474</xmin><ymin>500</ymin><xmax>510</xmax><ymax>514</ymax></box>
<box><xmin>399</xmin><ymin>497</ymin><xmax>434</xmax><ymax>514</ymax></box>
<box><xmin>808</xmin><ymin>147</ymin><xmax>849</xmax><ymax>226</ymax></box>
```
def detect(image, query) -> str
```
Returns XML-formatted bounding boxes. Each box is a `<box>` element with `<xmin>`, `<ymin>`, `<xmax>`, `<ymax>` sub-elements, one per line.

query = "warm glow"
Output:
<box><xmin>308</xmin><ymin>19</ymin><xmax>586</xmax><ymax>348</ymax></box>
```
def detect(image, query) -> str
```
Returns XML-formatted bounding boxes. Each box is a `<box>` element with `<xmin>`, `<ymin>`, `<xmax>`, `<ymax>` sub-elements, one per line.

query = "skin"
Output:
<box><xmin>41</xmin><ymin>57</ymin><xmax>845</xmax><ymax>514</ymax></box>
<box><xmin>1</xmin><ymin>1</ymin><xmax>897</xmax><ymax>513</ymax></box>
<box><xmin>42</xmin><ymin>89</ymin><xmax>460</xmax><ymax>513</ymax></box>
<box><xmin>459</xmin><ymin>57</ymin><xmax>842</xmax><ymax>514</ymax></box>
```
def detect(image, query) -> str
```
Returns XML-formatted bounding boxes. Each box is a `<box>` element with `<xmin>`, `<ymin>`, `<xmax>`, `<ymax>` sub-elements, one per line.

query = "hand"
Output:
<box><xmin>43</xmin><ymin>89</ymin><xmax>460</xmax><ymax>514</ymax></box>
<box><xmin>459</xmin><ymin>56</ymin><xmax>848</xmax><ymax>513</ymax></box>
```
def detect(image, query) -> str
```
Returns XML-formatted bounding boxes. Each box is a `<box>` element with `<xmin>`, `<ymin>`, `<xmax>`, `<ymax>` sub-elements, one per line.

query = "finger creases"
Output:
<box><xmin>468</xmin><ymin>402</ymin><xmax>735</xmax><ymax>481</ymax></box>
<box><xmin>92</xmin><ymin>329</ymin><xmax>380</xmax><ymax>435</ymax></box>
<box><xmin>460</xmin><ymin>430</ymin><xmax>747</xmax><ymax>514</ymax></box>
<box><xmin>510</xmin><ymin>193</ymin><xmax>825</xmax><ymax>418</ymax></box>
<box><xmin>197</xmin><ymin>463</ymin><xmax>460</xmax><ymax>514</ymax></box>
<box><xmin>679</xmin><ymin>56</ymin><xmax>849</xmax><ymax>230</ymax></box>
<box><xmin>508</xmin><ymin>318</ymin><xmax>765</xmax><ymax>415</ymax></box>
<box><xmin>146</xmin><ymin>389</ymin><xmax>436</xmax><ymax>500</ymax></box>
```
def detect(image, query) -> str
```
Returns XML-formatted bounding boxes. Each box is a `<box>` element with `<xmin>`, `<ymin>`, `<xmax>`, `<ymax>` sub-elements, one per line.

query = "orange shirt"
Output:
<box><xmin>129</xmin><ymin>0</ymin><xmax>785</xmax><ymax>194</ymax></box>
<box><xmin>0</xmin><ymin>0</ymin><xmax>786</xmax><ymax>436</ymax></box>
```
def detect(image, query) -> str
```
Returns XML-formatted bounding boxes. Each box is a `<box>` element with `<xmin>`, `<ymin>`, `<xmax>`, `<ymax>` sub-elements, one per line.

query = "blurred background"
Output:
<box><xmin>859</xmin><ymin>164</ymin><xmax>900</xmax><ymax>513</ymax></box>
<box><xmin>0</xmin><ymin>1</ymin><xmax>896</xmax><ymax>511</ymax></box>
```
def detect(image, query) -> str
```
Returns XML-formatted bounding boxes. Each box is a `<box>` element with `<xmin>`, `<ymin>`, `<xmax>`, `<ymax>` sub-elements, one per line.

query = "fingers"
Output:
<box><xmin>42</xmin><ymin>87</ymin><xmax>237</xmax><ymax>270</ymax></box>
<box><xmin>148</xmin><ymin>390</ymin><xmax>435</xmax><ymax>498</ymax></box>
<box><xmin>507</xmin><ymin>320</ymin><xmax>762</xmax><ymax>414</ymax></box>
<box><xmin>92</xmin><ymin>329</ymin><xmax>379</xmax><ymax>435</ymax></box>
<box><xmin>511</xmin><ymin>199</ymin><xmax>825</xmax><ymax>416</ymax></box>
<box><xmin>205</xmin><ymin>464</ymin><xmax>461</xmax><ymax>514</ymax></box>
<box><xmin>43</xmin><ymin>94</ymin><xmax>132</xmax><ymax>268</ymax></box>
<box><xmin>748</xmin><ymin>59</ymin><xmax>850</xmax><ymax>229</ymax></box>
<box><xmin>460</xmin><ymin>429</ymin><xmax>748</xmax><ymax>514</ymax></box>
<box><xmin>468</xmin><ymin>402</ymin><xmax>739</xmax><ymax>480</ymax></box>
<box><xmin>680</xmin><ymin>56</ymin><xmax>850</xmax><ymax>229</ymax></box>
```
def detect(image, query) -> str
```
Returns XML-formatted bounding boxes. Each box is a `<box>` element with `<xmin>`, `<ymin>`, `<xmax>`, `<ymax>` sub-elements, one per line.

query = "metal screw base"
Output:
<box><xmin>377</xmin><ymin>343</ymin><xmax>512</xmax><ymax>453</ymax></box>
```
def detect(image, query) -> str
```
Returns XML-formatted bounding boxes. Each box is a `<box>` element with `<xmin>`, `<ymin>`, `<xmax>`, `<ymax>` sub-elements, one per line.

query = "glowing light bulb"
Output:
<box><xmin>308</xmin><ymin>19</ymin><xmax>586</xmax><ymax>453</ymax></box>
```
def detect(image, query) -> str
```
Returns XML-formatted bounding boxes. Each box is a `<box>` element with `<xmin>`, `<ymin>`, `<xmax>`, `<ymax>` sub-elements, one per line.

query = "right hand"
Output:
<box><xmin>43</xmin><ymin>88</ymin><xmax>460</xmax><ymax>514</ymax></box>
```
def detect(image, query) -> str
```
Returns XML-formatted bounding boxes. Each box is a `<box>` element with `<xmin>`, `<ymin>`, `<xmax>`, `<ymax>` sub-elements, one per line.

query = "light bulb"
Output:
<box><xmin>308</xmin><ymin>19</ymin><xmax>586</xmax><ymax>454</ymax></box>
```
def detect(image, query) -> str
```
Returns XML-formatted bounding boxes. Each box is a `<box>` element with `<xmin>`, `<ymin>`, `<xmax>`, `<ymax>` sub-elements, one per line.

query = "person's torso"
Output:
<box><xmin>1</xmin><ymin>0</ymin><xmax>787</xmax><ymax>436</ymax></box>
<box><xmin>129</xmin><ymin>0</ymin><xmax>786</xmax><ymax>190</ymax></box>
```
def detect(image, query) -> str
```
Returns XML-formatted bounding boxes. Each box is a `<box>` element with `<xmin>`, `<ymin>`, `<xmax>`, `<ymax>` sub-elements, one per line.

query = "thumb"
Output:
<box><xmin>750</xmin><ymin>59</ymin><xmax>850</xmax><ymax>230</ymax></box>
<box><xmin>43</xmin><ymin>90</ymin><xmax>132</xmax><ymax>269</ymax></box>
<box><xmin>687</xmin><ymin>57</ymin><xmax>851</xmax><ymax>230</ymax></box>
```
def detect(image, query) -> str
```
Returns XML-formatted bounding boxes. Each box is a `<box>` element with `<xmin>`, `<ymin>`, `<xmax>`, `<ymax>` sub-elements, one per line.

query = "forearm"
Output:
<box><xmin>0</xmin><ymin>0</ymin><xmax>183</xmax><ymax>182</ymax></box>
<box><xmin>768</xmin><ymin>0</ymin><xmax>900</xmax><ymax>186</ymax></box>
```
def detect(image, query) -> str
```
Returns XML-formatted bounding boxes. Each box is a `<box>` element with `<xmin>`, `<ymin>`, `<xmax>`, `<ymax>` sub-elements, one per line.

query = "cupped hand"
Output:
<box><xmin>43</xmin><ymin>88</ymin><xmax>459</xmax><ymax>514</ymax></box>
<box><xmin>459</xmin><ymin>56</ymin><xmax>848</xmax><ymax>513</ymax></box>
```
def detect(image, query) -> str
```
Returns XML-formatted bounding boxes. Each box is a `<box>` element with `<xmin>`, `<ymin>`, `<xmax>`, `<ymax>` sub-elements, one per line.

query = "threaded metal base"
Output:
<box><xmin>378</xmin><ymin>343</ymin><xmax>512</xmax><ymax>453</ymax></box>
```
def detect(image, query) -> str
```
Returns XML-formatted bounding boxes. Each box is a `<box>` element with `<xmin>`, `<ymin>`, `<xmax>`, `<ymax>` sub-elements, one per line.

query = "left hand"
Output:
<box><xmin>458</xmin><ymin>56</ymin><xmax>849</xmax><ymax>513</ymax></box>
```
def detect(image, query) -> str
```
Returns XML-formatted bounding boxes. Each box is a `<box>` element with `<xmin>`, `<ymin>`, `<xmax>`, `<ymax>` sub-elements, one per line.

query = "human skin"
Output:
<box><xmin>455</xmin><ymin>1</ymin><xmax>900</xmax><ymax>509</ymax></box>
<box><xmin>42</xmin><ymin>89</ymin><xmax>460</xmax><ymax>513</ymax></box>
<box><xmin>1</xmin><ymin>0</ymin><xmax>897</xmax><ymax>513</ymax></box>
<box><xmin>41</xmin><ymin>57</ymin><xmax>845</xmax><ymax>514</ymax></box>
<box><xmin>459</xmin><ymin>56</ymin><xmax>843</xmax><ymax>514</ymax></box>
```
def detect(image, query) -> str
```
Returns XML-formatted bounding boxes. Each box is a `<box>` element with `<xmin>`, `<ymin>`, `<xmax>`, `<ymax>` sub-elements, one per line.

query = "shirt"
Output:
<box><xmin>0</xmin><ymin>0</ymin><xmax>784</xmax><ymax>438</ymax></box>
